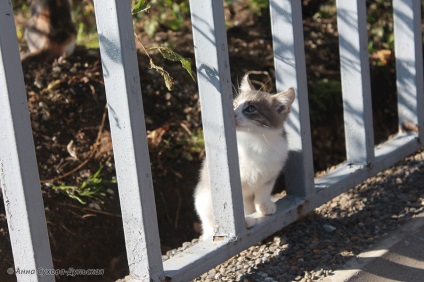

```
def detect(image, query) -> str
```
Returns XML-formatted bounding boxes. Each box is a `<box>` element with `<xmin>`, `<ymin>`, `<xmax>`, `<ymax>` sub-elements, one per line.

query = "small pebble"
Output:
<box><xmin>323</xmin><ymin>224</ymin><xmax>337</xmax><ymax>232</ymax></box>
<box><xmin>88</xmin><ymin>202</ymin><xmax>101</xmax><ymax>210</ymax></box>
<box><xmin>207</xmin><ymin>269</ymin><xmax>216</xmax><ymax>279</ymax></box>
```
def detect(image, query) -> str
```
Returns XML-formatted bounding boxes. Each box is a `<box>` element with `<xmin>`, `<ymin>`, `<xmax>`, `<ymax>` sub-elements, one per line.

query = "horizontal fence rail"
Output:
<box><xmin>0</xmin><ymin>0</ymin><xmax>422</xmax><ymax>281</ymax></box>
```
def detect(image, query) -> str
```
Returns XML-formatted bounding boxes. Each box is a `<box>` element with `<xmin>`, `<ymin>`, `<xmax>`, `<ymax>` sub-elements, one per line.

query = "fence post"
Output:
<box><xmin>393</xmin><ymin>0</ymin><xmax>424</xmax><ymax>140</ymax></box>
<box><xmin>337</xmin><ymin>0</ymin><xmax>375</xmax><ymax>165</ymax></box>
<box><xmin>190</xmin><ymin>0</ymin><xmax>246</xmax><ymax>238</ymax></box>
<box><xmin>0</xmin><ymin>2</ymin><xmax>54</xmax><ymax>281</ymax></box>
<box><xmin>270</xmin><ymin>0</ymin><xmax>315</xmax><ymax>198</ymax></box>
<box><xmin>93</xmin><ymin>0</ymin><xmax>163</xmax><ymax>280</ymax></box>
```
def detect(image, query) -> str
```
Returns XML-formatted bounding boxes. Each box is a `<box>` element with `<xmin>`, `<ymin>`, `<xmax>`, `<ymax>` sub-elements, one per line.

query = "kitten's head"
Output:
<box><xmin>233</xmin><ymin>74</ymin><xmax>295</xmax><ymax>134</ymax></box>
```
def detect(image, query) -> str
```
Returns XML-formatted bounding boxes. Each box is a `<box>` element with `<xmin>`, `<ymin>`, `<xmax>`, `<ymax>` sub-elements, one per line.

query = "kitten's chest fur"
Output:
<box><xmin>237</xmin><ymin>130</ymin><xmax>288</xmax><ymax>189</ymax></box>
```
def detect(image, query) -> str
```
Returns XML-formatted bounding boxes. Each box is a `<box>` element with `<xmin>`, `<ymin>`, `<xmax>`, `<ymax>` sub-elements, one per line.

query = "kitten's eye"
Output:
<box><xmin>243</xmin><ymin>105</ymin><xmax>257</xmax><ymax>113</ymax></box>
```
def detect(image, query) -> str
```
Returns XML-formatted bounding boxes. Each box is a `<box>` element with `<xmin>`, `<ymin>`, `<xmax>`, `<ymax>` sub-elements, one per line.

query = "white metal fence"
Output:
<box><xmin>0</xmin><ymin>0</ymin><xmax>423</xmax><ymax>281</ymax></box>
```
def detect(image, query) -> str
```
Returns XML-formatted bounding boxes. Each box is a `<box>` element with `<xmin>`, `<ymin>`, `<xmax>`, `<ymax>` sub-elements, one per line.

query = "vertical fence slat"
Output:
<box><xmin>269</xmin><ymin>0</ymin><xmax>315</xmax><ymax>198</ymax></box>
<box><xmin>93</xmin><ymin>1</ymin><xmax>163</xmax><ymax>280</ymax></box>
<box><xmin>393</xmin><ymin>0</ymin><xmax>424</xmax><ymax>140</ymax></box>
<box><xmin>0</xmin><ymin>2</ymin><xmax>54</xmax><ymax>281</ymax></box>
<box><xmin>190</xmin><ymin>0</ymin><xmax>245</xmax><ymax>237</ymax></box>
<box><xmin>336</xmin><ymin>0</ymin><xmax>375</xmax><ymax>165</ymax></box>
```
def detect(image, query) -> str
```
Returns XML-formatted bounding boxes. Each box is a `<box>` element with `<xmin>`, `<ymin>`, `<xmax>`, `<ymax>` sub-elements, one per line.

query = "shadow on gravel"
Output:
<box><xmin>240</xmin><ymin>154</ymin><xmax>424</xmax><ymax>281</ymax></box>
<box><xmin>332</xmin><ymin>213</ymin><xmax>424</xmax><ymax>282</ymax></box>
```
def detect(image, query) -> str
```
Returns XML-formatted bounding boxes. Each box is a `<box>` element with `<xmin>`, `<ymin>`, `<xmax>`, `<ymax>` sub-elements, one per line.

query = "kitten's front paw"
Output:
<box><xmin>201</xmin><ymin>224</ymin><xmax>214</xmax><ymax>241</ymax></box>
<box><xmin>245</xmin><ymin>216</ymin><xmax>256</xmax><ymax>228</ymax></box>
<box><xmin>256</xmin><ymin>201</ymin><xmax>276</xmax><ymax>216</ymax></box>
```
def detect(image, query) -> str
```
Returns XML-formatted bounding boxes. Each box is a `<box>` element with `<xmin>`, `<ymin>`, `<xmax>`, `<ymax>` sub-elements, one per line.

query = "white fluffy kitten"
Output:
<box><xmin>194</xmin><ymin>74</ymin><xmax>295</xmax><ymax>239</ymax></box>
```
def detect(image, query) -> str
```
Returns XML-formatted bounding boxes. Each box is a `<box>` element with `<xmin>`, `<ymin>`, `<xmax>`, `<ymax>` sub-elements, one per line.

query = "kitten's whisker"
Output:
<box><xmin>263</xmin><ymin>78</ymin><xmax>271</xmax><ymax>92</ymax></box>
<box><xmin>262</xmin><ymin>134</ymin><xmax>271</xmax><ymax>146</ymax></box>
<box><xmin>257</xmin><ymin>83</ymin><xmax>265</xmax><ymax>92</ymax></box>
<box><xmin>234</xmin><ymin>77</ymin><xmax>241</xmax><ymax>98</ymax></box>
<box><xmin>254</xmin><ymin>79</ymin><xmax>272</xmax><ymax>94</ymax></box>
<box><xmin>232</xmin><ymin>83</ymin><xmax>239</xmax><ymax>97</ymax></box>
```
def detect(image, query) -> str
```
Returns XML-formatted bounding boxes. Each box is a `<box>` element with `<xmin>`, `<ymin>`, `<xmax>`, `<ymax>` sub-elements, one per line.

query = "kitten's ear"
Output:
<box><xmin>273</xmin><ymin>88</ymin><xmax>295</xmax><ymax>114</ymax></box>
<box><xmin>240</xmin><ymin>74</ymin><xmax>255</xmax><ymax>92</ymax></box>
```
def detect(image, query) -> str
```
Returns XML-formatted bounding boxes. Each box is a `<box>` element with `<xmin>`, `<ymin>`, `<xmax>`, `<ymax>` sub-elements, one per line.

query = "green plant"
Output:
<box><xmin>11</xmin><ymin>0</ymin><xmax>29</xmax><ymax>11</ymax></box>
<box><xmin>12</xmin><ymin>0</ymin><xmax>30</xmax><ymax>41</ymax></box>
<box><xmin>247</xmin><ymin>0</ymin><xmax>268</xmax><ymax>14</ymax></box>
<box><xmin>367</xmin><ymin>0</ymin><xmax>394</xmax><ymax>54</ymax></box>
<box><xmin>179</xmin><ymin>128</ymin><xmax>205</xmax><ymax>161</ymax></box>
<box><xmin>53</xmin><ymin>164</ymin><xmax>116</xmax><ymax>204</ymax></box>
<box><xmin>316</xmin><ymin>1</ymin><xmax>337</xmax><ymax>19</ymax></box>
<box><xmin>133</xmin><ymin>0</ymin><xmax>190</xmax><ymax>36</ymax></box>
<box><xmin>132</xmin><ymin>1</ymin><xmax>196</xmax><ymax>91</ymax></box>
<box><xmin>73</xmin><ymin>0</ymin><xmax>99</xmax><ymax>48</ymax></box>
<box><xmin>226</xmin><ymin>0</ymin><xmax>269</xmax><ymax>15</ymax></box>
<box><xmin>309</xmin><ymin>79</ymin><xmax>343</xmax><ymax>124</ymax></box>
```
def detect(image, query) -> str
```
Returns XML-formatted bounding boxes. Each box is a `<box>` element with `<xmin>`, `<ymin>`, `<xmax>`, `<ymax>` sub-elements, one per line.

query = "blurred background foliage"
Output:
<box><xmin>11</xmin><ymin>0</ymin><xmax>424</xmax><ymax>187</ymax></box>
<box><xmin>12</xmin><ymin>0</ymin><xmax>420</xmax><ymax>61</ymax></box>
<box><xmin>10</xmin><ymin>0</ymin><xmax>278</xmax><ymax>53</ymax></box>
<box><xmin>133</xmin><ymin>0</ymin><xmax>190</xmax><ymax>37</ymax></box>
<box><xmin>12</xmin><ymin>0</ymin><xmax>423</xmax><ymax>128</ymax></box>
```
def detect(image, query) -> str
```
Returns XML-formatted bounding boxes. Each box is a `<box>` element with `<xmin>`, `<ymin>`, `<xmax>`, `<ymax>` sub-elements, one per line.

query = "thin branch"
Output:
<box><xmin>134</xmin><ymin>32</ymin><xmax>151</xmax><ymax>59</ymax></box>
<box><xmin>58</xmin><ymin>202</ymin><xmax>122</xmax><ymax>218</ymax></box>
<box><xmin>41</xmin><ymin>104</ymin><xmax>108</xmax><ymax>183</ymax></box>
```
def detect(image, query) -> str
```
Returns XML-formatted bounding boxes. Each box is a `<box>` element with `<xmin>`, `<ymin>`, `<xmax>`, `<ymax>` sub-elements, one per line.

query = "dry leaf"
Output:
<box><xmin>47</xmin><ymin>79</ymin><xmax>62</xmax><ymax>91</ymax></box>
<box><xmin>67</xmin><ymin>140</ymin><xmax>79</xmax><ymax>160</ymax></box>
<box><xmin>371</xmin><ymin>49</ymin><xmax>392</xmax><ymax>65</ymax></box>
<box><xmin>147</xmin><ymin>125</ymin><xmax>169</xmax><ymax>147</ymax></box>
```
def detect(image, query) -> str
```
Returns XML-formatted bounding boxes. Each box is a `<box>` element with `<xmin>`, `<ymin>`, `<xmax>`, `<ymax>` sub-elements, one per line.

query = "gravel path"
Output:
<box><xmin>164</xmin><ymin>148</ymin><xmax>424</xmax><ymax>282</ymax></box>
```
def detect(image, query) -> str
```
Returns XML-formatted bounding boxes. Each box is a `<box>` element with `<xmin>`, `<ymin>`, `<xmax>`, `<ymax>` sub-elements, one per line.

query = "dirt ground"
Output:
<box><xmin>0</xmin><ymin>2</ymin><xmax>400</xmax><ymax>281</ymax></box>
